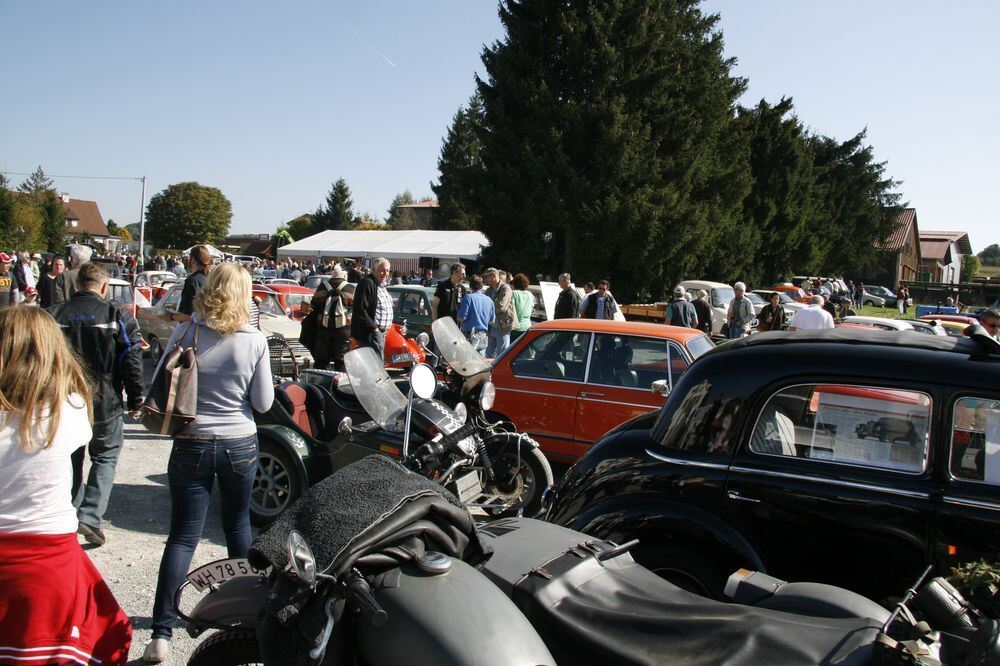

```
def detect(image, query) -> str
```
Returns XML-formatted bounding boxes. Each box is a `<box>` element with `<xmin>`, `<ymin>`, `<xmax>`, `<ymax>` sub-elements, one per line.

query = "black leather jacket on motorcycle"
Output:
<box><xmin>48</xmin><ymin>290</ymin><xmax>145</xmax><ymax>423</ymax></box>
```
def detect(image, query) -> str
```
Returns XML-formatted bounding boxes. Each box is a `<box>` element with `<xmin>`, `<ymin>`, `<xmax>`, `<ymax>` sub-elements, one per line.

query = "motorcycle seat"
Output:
<box><xmin>273</xmin><ymin>382</ymin><xmax>327</xmax><ymax>440</ymax></box>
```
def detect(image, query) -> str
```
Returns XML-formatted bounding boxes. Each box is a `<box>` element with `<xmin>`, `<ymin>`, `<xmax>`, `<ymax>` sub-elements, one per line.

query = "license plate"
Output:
<box><xmin>391</xmin><ymin>353</ymin><xmax>415</xmax><ymax>363</ymax></box>
<box><xmin>186</xmin><ymin>557</ymin><xmax>267</xmax><ymax>592</ymax></box>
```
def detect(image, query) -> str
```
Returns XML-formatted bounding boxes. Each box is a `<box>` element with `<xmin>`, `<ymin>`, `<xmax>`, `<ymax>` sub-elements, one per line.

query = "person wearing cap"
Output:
<box><xmin>664</xmin><ymin>285</ymin><xmax>698</xmax><ymax>328</ymax></box>
<box><xmin>0</xmin><ymin>253</ymin><xmax>19</xmax><ymax>309</ymax></box>
<box><xmin>302</xmin><ymin>264</ymin><xmax>353</xmax><ymax>370</ymax></box>
<box><xmin>484</xmin><ymin>268</ymin><xmax>515</xmax><ymax>356</ymax></box>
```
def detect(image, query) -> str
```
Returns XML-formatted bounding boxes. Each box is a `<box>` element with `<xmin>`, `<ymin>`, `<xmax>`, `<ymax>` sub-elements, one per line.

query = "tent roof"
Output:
<box><xmin>183</xmin><ymin>244</ymin><xmax>225</xmax><ymax>257</ymax></box>
<box><xmin>277</xmin><ymin>229</ymin><xmax>488</xmax><ymax>260</ymax></box>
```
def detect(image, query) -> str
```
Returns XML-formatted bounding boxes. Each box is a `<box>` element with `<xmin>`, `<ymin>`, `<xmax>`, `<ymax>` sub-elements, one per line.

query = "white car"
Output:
<box><xmin>678</xmin><ymin>279</ymin><xmax>745</xmax><ymax>337</ymax></box>
<box><xmin>751</xmin><ymin>289</ymin><xmax>806</xmax><ymax>317</ymax></box>
<box><xmin>839</xmin><ymin>316</ymin><xmax>914</xmax><ymax>332</ymax></box>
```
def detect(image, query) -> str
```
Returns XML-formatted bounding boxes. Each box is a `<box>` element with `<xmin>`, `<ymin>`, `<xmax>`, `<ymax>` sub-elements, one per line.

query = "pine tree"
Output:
<box><xmin>735</xmin><ymin>98</ymin><xmax>818</xmax><ymax>284</ymax></box>
<box><xmin>314</xmin><ymin>178</ymin><xmax>355</xmax><ymax>233</ymax></box>
<box><xmin>467</xmin><ymin>0</ymin><xmax>750</xmax><ymax>300</ymax></box>
<box><xmin>432</xmin><ymin>94</ymin><xmax>485</xmax><ymax>230</ymax></box>
<box><xmin>17</xmin><ymin>166</ymin><xmax>54</xmax><ymax>197</ymax></box>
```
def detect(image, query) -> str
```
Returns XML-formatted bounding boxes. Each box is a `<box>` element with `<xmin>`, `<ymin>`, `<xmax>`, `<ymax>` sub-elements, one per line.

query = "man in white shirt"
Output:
<box><xmin>788</xmin><ymin>295</ymin><xmax>835</xmax><ymax>331</ymax></box>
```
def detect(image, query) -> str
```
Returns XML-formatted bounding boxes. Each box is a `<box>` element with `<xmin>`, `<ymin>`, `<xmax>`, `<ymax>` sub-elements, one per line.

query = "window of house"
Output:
<box><xmin>511</xmin><ymin>331</ymin><xmax>590</xmax><ymax>381</ymax></box>
<box><xmin>950</xmin><ymin>397</ymin><xmax>1000</xmax><ymax>484</ymax></box>
<box><xmin>748</xmin><ymin>384</ymin><xmax>931</xmax><ymax>474</ymax></box>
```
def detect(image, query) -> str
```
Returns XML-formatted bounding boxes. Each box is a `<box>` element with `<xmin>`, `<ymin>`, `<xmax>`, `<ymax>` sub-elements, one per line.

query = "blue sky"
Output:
<box><xmin>3</xmin><ymin>1</ymin><xmax>997</xmax><ymax>251</ymax></box>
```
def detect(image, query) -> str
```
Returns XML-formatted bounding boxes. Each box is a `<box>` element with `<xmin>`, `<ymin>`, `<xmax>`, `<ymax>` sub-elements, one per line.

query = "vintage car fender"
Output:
<box><xmin>560</xmin><ymin>496</ymin><xmax>767</xmax><ymax>575</ymax></box>
<box><xmin>257</xmin><ymin>423</ymin><xmax>314</xmax><ymax>485</ymax></box>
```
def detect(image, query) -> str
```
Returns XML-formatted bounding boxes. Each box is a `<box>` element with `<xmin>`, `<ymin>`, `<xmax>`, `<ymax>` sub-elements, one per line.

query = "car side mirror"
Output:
<box><xmin>651</xmin><ymin>379</ymin><xmax>671</xmax><ymax>397</ymax></box>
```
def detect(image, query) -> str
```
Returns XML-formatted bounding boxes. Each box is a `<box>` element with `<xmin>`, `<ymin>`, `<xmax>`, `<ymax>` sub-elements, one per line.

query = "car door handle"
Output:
<box><xmin>727</xmin><ymin>490</ymin><xmax>761</xmax><ymax>504</ymax></box>
<box><xmin>580</xmin><ymin>391</ymin><xmax>605</xmax><ymax>398</ymax></box>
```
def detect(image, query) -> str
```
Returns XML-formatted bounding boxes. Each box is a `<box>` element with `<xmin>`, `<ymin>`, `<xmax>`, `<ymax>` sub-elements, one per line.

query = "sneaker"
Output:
<box><xmin>143</xmin><ymin>638</ymin><xmax>170</xmax><ymax>663</ymax></box>
<box><xmin>77</xmin><ymin>521</ymin><xmax>106</xmax><ymax>547</ymax></box>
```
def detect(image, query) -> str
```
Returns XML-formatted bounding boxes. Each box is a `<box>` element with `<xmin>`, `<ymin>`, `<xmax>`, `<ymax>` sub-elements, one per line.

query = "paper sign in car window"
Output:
<box><xmin>985</xmin><ymin>409</ymin><xmax>1000</xmax><ymax>485</ymax></box>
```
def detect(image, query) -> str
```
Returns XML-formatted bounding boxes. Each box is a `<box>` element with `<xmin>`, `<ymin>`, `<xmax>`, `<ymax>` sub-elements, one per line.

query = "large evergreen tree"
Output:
<box><xmin>806</xmin><ymin>130</ymin><xmax>902</xmax><ymax>277</ymax></box>
<box><xmin>432</xmin><ymin>94</ymin><xmax>485</xmax><ymax>231</ymax></box>
<box><xmin>735</xmin><ymin>98</ymin><xmax>818</xmax><ymax>285</ymax></box>
<box><xmin>313</xmin><ymin>178</ymin><xmax>355</xmax><ymax>233</ymax></box>
<box><xmin>464</xmin><ymin>0</ymin><xmax>750</xmax><ymax>300</ymax></box>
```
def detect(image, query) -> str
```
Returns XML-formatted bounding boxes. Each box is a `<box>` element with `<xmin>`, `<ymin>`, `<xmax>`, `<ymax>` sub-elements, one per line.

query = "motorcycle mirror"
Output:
<box><xmin>287</xmin><ymin>530</ymin><xmax>317</xmax><ymax>585</ymax></box>
<box><xmin>410</xmin><ymin>363</ymin><xmax>437</xmax><ymax>400</ymax></box>
<box><xmin>416</xmin><ymin>332</ymin><xmax>430</xmax><ymax>348</ymax></box>
<box><xmin>337</xmin><ymin>416</ymin><xmax>353</xmax><ymax>436</ymax></box>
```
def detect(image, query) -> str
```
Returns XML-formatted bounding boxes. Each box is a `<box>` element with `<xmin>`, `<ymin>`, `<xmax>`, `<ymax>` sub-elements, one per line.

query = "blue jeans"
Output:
<box><xmin>465</xmin><ymin>330</ymin><xmax>488</xmax><ymax>355</ymax></box>
<box><xmin>151</xmin><ymin>434</ymin><xmax>258</xmax><ymax>639</ymax></box>
<box><xmin>729</xmin><ymin>324</ymin><xmax>748</xmax><ymax>339</ymax></box>
<box><xmin>486</xmin><ymin>328</ymin><xmax>510</xmax><ymax>358</ymax></box>
<box><xmin>71</xmin><ymin>416</ymin><xmax>124</xmax><ymax>529</ymax></box>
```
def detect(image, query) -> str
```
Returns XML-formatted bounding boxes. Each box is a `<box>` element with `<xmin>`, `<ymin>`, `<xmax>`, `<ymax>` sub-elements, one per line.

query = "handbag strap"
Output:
<box><xmin>173</xmin><ymin>321</ymin><xmax>201</xmax><ymax>352</ymax></box>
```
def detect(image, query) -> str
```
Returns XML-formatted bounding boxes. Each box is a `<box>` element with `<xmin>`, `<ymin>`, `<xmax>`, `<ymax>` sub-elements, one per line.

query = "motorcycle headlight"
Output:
<box><xmin>453</xmin><ymin>402</ymin><xmax>468</xmax><ymax>424</ymax></box>
<box><xmin>479</xmin><ymin>382</ymin><xmax>496</xmax><ymax>411</ymax></box>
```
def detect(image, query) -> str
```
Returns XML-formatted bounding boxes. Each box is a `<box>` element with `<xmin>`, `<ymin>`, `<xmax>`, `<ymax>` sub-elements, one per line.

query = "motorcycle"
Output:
<box><xmin>250</xmin><ymin>316</ymin><xmax>552</xmax><ymax>525</ymax></box>
<box><xmin>179</xmin><ymin>457</ymin><xmax>999</xmax><ymax>665</ymax></box>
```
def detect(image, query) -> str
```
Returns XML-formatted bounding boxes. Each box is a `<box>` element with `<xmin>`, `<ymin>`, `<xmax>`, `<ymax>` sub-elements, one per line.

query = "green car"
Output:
<box><xmin>387</xmin><ymin>284</ymin><xmax>436</xmax><ymax>341</ymax></box>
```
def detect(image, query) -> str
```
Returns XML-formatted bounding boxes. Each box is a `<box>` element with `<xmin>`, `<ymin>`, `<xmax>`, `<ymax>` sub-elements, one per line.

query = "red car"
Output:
<box><xmin>264</xmin><ymin>282</ymin><xmax>316</xmax><ymax>320</ymax></box>
<box><xmin>489</xmin><ymin>319</ymin><xmax>714</xmax><ymax>463</ymax></box>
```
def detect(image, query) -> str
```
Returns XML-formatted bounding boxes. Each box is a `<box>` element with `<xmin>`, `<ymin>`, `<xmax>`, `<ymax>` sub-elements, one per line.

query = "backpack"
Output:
<box><xmin>324</xmin><ymin>281</ymin><xmax>350</xmax><ymax>329</ymax></box>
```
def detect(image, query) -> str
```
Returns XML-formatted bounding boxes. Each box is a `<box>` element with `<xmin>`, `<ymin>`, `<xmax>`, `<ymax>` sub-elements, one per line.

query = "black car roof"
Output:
<box><xmin>707</xmin><ymin>328</ymin><xmax>998</xmax><ymax>359</ymax></box>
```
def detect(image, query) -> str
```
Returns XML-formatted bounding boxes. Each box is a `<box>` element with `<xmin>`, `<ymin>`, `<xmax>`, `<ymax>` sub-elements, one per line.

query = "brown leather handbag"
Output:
<box><xmin>140</xmin><ymin>322</ymin><xmax>199</xmax><ymax>436</ymax></box>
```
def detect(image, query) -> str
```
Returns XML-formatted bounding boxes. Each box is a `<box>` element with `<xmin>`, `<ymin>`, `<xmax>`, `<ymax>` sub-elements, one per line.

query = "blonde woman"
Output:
<box><xmin>145</xmin><ymin>262</ymin><xmax>273</xmax><ymax>662</ymax></box>
<box><xmin>0</xmin><ymin>307</ymin><xmax>132</xmax><ymax>664</ymax></box>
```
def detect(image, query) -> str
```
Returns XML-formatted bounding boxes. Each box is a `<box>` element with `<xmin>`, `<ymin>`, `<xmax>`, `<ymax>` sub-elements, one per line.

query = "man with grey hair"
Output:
<box><xmin>788</xmin><ymin>294</ymin><xmax>835</xmax><ymax>331</ymax></box>
<box><xmin>351</xmin><ymin>256</ymin><xmax>393</xmax><ymax>359</ymax></box>
<box><xmin>553</xmin><ymin>272</ymin><xmax>580</xmax><ymax>319</ymax></box>
<box><xmin>53</xmin><ymin>243</ymin><xmax>95</xmax><ymax>304</ymax></box>
<box><xmin>726</xmin><ymin>281</ymin><xmax>755</xmax><ymax>339</ymax></box>
<box><xmin>692</xmin><ymin>289</ymin><xmax>713</xmax><ymax>334</ymax></box>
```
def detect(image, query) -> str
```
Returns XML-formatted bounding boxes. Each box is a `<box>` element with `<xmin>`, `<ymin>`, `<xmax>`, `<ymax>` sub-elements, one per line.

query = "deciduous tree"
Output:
<box><xmin>145</xmin><ymin>182</ymin><xmax>232</xmax><ymax>249</ymax></box>
<box><xmin>962</xmin><ymin>254</ymin><xmax>981</xmax><ymax>282</ymax></box>
<box><xmin>386</xmin><ymin>190</ymin><xmax>418</xmax><ymax>229</ymax></box>
<box><xmin>978</xmin><ymin>244</ymin><xmax>1000</xmax><ymax>267</ymax></box>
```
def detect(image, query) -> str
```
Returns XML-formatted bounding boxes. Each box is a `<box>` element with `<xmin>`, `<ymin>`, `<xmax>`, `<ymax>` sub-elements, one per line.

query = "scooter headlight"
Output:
<box><xmin>479</xmin><ymin>382</ymin><xmax>496</xmax><ymax>411</ymax></box>
<box><xmin>453</xmin><ymin>402</ymin><xmax>468</xmax><ymax>424</ymax></box>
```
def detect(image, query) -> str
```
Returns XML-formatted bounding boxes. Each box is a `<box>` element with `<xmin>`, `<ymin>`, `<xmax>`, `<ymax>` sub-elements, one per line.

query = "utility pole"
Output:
<box><xmin>137</xmin><ymin>176</ymin><xmax>147</xmax><ymax>260</ymax></box>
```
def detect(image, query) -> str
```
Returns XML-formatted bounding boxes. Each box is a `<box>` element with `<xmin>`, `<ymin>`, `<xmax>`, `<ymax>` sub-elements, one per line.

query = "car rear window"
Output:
<box><xmin>749</xmin><ymin>384</ymin><xmax>931</xmax><ymax>474</ymax></box>
<box><xmin>685</xmin><ymin>335</ymin><xmax>714</xmax><ymax>359</ymax></box>
<box><xmin>950</xmin><ymin>397</ymin><xmax>1000</xmax><ymax>484</ymax></box>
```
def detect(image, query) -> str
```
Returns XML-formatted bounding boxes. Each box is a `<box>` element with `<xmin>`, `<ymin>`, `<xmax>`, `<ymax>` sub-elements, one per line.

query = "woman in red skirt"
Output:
<box><xmin>0</xmin><ymin>306</ymin><xmax>132</xmax><ymax>665</ymax></box>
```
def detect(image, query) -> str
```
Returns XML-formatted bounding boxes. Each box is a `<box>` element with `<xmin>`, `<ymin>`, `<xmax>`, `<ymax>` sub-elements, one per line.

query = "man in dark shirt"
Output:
<box><xmin>346</xmin><ymin>260</ymin><xmax>363</xmax><ymax>285</ymax></box>
<box><xmin>48</xmin><ymin>262</ymin><xmax>144</xmax><ymax>547</ymax></box>
<box><xmin>433</xmin><ymin>262</ymin><xmax>468</xmax><ymax>321</ymax></box>
<box><xmin>665</xmin><ymin>286</ymin><xmax>698</xmax><ymax>328</ymax></box>
<box><xmin>351</xmin><ymin>257</ymin><xmax>393</xmax><ymax>359</ymax></box>
<box><xmin>38</xmin><ymin>256</ymin><xmax>65</xmax><ymax>308</ymax></box>
<box><xmin>692</xmin><ymin>289</ymin><xmax>713</xmax><ymax>334</ymax></box>
<box><xmin>553</xmin><ymin>273</ymin><xmax>580</xmax><ymax>319</ymax></box>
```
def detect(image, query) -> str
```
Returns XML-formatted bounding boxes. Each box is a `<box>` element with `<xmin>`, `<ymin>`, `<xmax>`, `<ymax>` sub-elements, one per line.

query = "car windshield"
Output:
<box><xmin>344</xmin><ymin>347</ymin><xmax>407</xmax><ymax>431</ymax></box>
<box><xmin>746</xmin><ymin>292</ymin><xmax>765</xmax><ymax>305</ymax></box>
<box><xmin>304</xmin><ymin>276</ymin><xmax>325</xmax><ymax>290</ymax></box>
<box><xmin>284</xmin><ymin>293</ymin><xmax>309</xmax><ymax>309</ymax></box>
<box><xmin>256</xmin><ymin>293</ymin><xmax>285</xmax><ymax>317</ymax></box>
<box><xmin>685</xmin><ymin>334</ymin><xmax>715</xmax><ymax>359</ymax></box>
<box><xmin>712</xmin><ymin>287</ymin><xmax>735</xmax><ymax>308</ymax></box>
<box><xmin>432</xmin><ymin>316</ymin><xmax>491</xmax><ymax>377</ymax></box>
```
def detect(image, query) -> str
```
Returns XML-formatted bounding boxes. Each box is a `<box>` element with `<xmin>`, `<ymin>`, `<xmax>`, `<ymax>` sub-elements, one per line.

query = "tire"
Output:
<box><xmin>188</xmin><ymin>629</ymin><xmax>261</xmax><ymax>666</ymax></box>
<box><xmin>147</xmin><ymin>335</ymin><xmax>162</xmax><ymax>364</ymax></box>
<box><xmin>482</xmin><ymin>436</ymin><xmax>553</xmax><ymax>517</ymax></box>
<box><xmin>251</xmin><ymin>439</ymin><xmax>302</xmax><ymax>527</ymax></box>
<box><xmin>632</xmin><ymin>543</ymin><xmax>731</xmax><ymax>600</ymax></box>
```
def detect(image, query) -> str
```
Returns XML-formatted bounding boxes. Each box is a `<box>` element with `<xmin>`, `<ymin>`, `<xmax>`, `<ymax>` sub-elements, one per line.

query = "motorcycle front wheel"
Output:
<box><xmin>188</xmin><ymin>629</ymin><xmax>261</xmax><ymax>666</ymax></box>
<box><xmin>482</xmin><ymin>435</ymin><xmax>553</xmax><ymax>517</ymax></box>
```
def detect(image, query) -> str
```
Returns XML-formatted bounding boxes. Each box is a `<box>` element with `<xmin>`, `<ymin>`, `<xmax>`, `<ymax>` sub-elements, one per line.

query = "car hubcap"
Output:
<box><xmin>252</xmin><ymin>452</ymin><xmax>291</xmax><ymax>517</ymax></box>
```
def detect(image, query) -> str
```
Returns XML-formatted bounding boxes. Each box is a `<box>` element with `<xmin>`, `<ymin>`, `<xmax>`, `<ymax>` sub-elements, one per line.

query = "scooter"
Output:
<box><xmin>250</xmin><ymin>319</ymin><xmax>552</xmax><ymax>525</ymax></box>
<box><xmin>179</xmin><ymin>456</ymin><xmax>997</xmax><ymax>665</ymax></box>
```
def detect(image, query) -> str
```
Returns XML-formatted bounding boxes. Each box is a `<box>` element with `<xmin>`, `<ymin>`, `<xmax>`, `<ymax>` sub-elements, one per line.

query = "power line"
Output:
<box><xmin>2</xmin><ymin>170</ymin><xmax>142</xmax><ymax>181</ymax></box>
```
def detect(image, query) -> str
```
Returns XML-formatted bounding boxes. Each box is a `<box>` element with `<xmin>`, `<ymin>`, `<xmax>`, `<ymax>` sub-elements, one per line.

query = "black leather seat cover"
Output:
<box><xmin>478</xmin><ymin>518</ymin><xmax>881</xmax><ymax>666</ymax></box>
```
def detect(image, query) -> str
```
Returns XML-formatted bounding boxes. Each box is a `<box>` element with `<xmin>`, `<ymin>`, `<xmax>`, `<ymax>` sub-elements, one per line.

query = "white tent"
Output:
<box><xmin>276</xmin><ymin>230</ymin><xmax>488</xmax><ymax>261</ymax></box>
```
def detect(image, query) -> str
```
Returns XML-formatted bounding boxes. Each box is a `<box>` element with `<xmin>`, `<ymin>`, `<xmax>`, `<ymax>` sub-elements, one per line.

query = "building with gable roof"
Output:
<box><xmin>918</xmin><ymin>230</ymin><xmax>973</xmax><ymax>284</ymax></box>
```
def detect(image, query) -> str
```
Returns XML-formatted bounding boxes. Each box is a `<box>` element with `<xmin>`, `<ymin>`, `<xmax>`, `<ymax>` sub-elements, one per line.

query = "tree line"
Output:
<box><xmin>431</xmin><ymin>0</ymin><xmax>904</xmax><ymax>302</ymax></box>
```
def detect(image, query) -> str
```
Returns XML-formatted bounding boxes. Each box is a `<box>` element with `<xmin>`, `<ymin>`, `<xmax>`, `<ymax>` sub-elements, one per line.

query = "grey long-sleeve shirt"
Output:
<box><xmin>155</xmin><ymin>315</ymin><xmax>274</xmax><ymax>437</ymax></box>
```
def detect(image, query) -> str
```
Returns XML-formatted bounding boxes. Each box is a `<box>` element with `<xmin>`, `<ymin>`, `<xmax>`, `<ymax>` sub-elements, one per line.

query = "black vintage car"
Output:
<box><xmin>546</xmin><ymin>328</ymin><xmax>1000</xmax><ymax>601</ymax></box>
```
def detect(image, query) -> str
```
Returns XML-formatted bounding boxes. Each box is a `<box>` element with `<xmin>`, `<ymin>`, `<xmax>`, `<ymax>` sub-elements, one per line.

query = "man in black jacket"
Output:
<box><xmin>553</xmin><ymin>273</ymin><xmax>580</xmax><ymax>319</ymax></box>
<box><xmin>351</xmin><ymin>257</ymin><xmax>393</xmax><ymax>360</ymax></box>
<box><xmin>48</xmin><ymin>262</ymin><xmax>144</xmax><ymax>547</ymax></box>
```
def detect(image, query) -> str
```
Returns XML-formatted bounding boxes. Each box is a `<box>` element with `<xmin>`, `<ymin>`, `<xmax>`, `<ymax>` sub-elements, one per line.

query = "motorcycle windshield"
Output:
<box><xmin>344</xmin><ymin>347</ymin><xmax>408</xmax><ymax>431</ymax></box>
<box><xmin>432</xmin><ymin>316</ymin><xmax>491</xmax><ymax>377</ymax></box>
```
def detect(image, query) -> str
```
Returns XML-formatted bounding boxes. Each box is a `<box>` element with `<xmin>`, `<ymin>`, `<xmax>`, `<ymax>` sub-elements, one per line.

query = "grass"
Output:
<box><xmin>854</xmin><ymin>305</ymin><xmax>912</xmax><ymax>320</ymax></box>
<box><xmin>979</xmin><ymin>265</ymin><xmax>1000</xmax><ymax>279</ymax></box>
